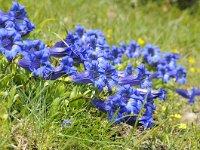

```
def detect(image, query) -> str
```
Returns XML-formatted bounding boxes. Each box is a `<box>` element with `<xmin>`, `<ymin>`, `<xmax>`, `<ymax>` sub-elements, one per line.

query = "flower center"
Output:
<box><xmin>148</xmin><ymin>48</ymin><xmax>154</xmax><ymax>56</ymax></box>
<box><xmin>2</xmin><ymin>36</ymin><xmax>13</xmax><ymax>50</ymax></box>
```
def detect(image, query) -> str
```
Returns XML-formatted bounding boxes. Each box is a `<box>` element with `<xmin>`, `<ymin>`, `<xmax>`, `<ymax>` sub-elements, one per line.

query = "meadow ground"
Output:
<box><xmin>0</xmin><ymin>0</ymin><xmax>200</xmax><ymax>149</ymax></box>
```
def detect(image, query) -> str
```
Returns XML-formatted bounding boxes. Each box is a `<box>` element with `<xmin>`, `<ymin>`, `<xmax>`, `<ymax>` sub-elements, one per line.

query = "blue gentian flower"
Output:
<box><xmin>49</xmin><ymin>47</ymin><xmax>71</xmax><ymax>58</ymax></box>
<box><xmin>47</xmin><ymin>56</ymin><xmax>77</xmax><ymax>80</ymax></box>
<box><xmin>94</xmin><ymin>75</ymin><xmax>107</xmax><ymax>91</ymax></box>
<box><xmin>84</xmin><ymin>60</ymin><xmax>100</xmax><ymax>80</ymax></box>
<box><xmin>22</xmin><ymin>39</ymin><xmax>45</xmax><ymax>53</ymax></box>
<box><xmin>118</xmin><ymin>64</ymin><xmax>151</xmax><ymax>86</ymax></box>
<box><xmin>123</xmin><ymin>97</ymin><xmax>144</xmax><ymax>115</ymax></box>
<box><xmin>157</xmin><ymin>64</ymin><xmax>172</xmax><ymax>82</ymax></box>
<box><xmin>151</xmin><ymin>64</ymin><xmax>173</xmax><ymax>83</ymax></box>
<box><xmin>52</xmin><ymin>30</ymin><xmax>91</xmax><ymax>62</ymax></box>
<box><xmin>136</xmin><ymin>88</ymin><xmax>166</xmax><ymax>101</ymax></box>
<box><xmin>98</xmin><ymin>59</ymin><xmax>118</xmax><ymax>91</ymax></box>
<box><xmin>10</xmin><ymin>1</ymin><xmax>27</xmax><ymax>19</ymax></box>
<box><xmin>0</xmin><ymin>2</ymin><xmax>35</xmax><ymax>35</ymax></box>
<box><xmin>125</xmin><ymin>63</ymin><xmax>133</xmax><ymax>76</ymax></box>
<box><xmin>0</xmin><ymin>28</ymin><xmax>22</xmax><ymax>61</ymax></box>
<box><xmin>139</xmin><ymin>114</ymin><xmax>154</xmax><ymax>128</ymax></box>
<box><xmin>0</xmin><ymin>10</ymin><xmax>14</xmax><ymax>29</ymax></box>
<box><xmin>135</xmin><ymin>64</ymin><xmax>151</xmax><ymax>77</ymax></box>
<box><xmin>174</xmin><ymin>66</ymin><xmax>187</xmax><ymax>85</ymax></box>
<box><xmin>31</xmin><ymin>62</ymin><xmax>52</xmax><ymax>78</ymax></box>
<box><xmin>111</xmin><ymin>45</ymin><xmax>122</xmax><ymax>64</ymax></box>
<box><xmin>125</xmin><ymin>40</ymin><xmax>141</xmax><ymax>58</ymax></box>
<box><xmin>22</xmin><ymin>40</ymin><xmax>49</xmax><ymax>64</ymax></box>
<box><xmin>18</xmin><ymin>56</ymin><xmax>52</xmax><ymax>79</ymax></box>
<box><xmin>116</xmin><ymin>85</ymin><xmax>143</xmax><ymax>101</ymax></box>
<box><xmin>18</xmin><ymin>40</ymin><xmax>52</xmax><ymax>78</ymax></box>
<box><xmin>71</xmin><ymin>60</ymin><xmax>100</xmax><ymax>84</ymax></box>
<box><xmin>161</xmin><ymin>52</ymin><xmax>179</xmax><ymax>69</ymax></box>
<box><xmin>143</xmin><ymin>44</ymin><xmax>161</xmax><ymax>65</ymax></box>
<box><xmin>61</xmin><ymin>119</ymin><xmax>72</xmax><ymax>128</ymax></box>
<box><xmin>141</xmin><ymin>76</ymin><xmax>152</xmax><ymax>89</ymax></box>
<box><xmin>18</xmin><ymin>58</ymin><xmax>53</xmax><ymax>79</ymax></box>
<box><xmin>176</xmin><ymin>87</ymin><xmax>200</xmax><ymax>105</ymax></box>
<box><xmin>52</xmin><ymin>26</ymin><xmax>110</xmax><ymax>63</ymax></box>
<box><xmin>71</xmin><ymin>72</ymin><xmax>92</xmax><ymax>84</ymax></box>
<box><xmin>72</xmin><ymin>59</ymin><xmax>118</xmax><ymax>91</ymax></box>
<box><xmin>118</xmin><ymin>63</ymin><xmax>133</xmax><ymax>78</ymax></box>
<box><xmin>14</xmin><ymin>17</ymin><xmax>35</xmax><ymax>36</ymax></box>
<box><xmin>92</xmin><ymin>99</ymin><xmax>108</xmax><ymax>113</ymax></box>
<box><xmin>139</xmin><ymin>101</ymin><xmax>156</xmax><ymax>129</ymax></box>
<box><xmin>75</xmin><ymin>25</ymin><xmax>86</xmax><ymax>38</ymax></box>
<box><xmin>118</xmin><ymin>74</ymin><xmax>140</xmax><ymax>86</ymax></box>
<box><xmin>10</xmin><ymin>2</ymin><xmax>35</xmax><ymax>36</ymax></box>
<box><xmin>143</xmin><ymin>101</ymin><xmax>156</xmax><ymax>115</ymax></box>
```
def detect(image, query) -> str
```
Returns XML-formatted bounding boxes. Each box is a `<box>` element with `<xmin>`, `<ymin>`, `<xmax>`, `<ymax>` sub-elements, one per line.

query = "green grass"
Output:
<box><xmin>0</xmin><ymin>0</ymin><xmax>200</xmax><ymax>149</ymax></box>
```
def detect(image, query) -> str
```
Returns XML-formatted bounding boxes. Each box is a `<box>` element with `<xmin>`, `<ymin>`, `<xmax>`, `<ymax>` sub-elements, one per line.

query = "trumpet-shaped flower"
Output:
<box><xmin>110</xmin><ymin>45</ymin><xmax>122</xmax><ymax>64</ymax></box>
<box><xmin>9</xmin><ymin>2</ymin><xmax>35</xmax><ymax>36</ymax></box>
<box><xmin>92</xmin><ymin>85</ymin><xmax>165</xmax><ymax>128</ymax></box>
<box><xmin>47</xmin><ymin>56</ymin><xmax>77</xmax><ymax>80</ymax></box>
<box><xmin>176</xmin><ymin>87</ymin><xmax>200</xmax><ymax>105</ymax></box>
<box><xmin>72</xmin><ymin>59</ymin><xmax>118</xmax><ymax>91</ymax></box>
<box><xmin>0</xmin><ymin>28</ymin><xmax>22</xmax><ymax>61</ymax></box>
<box><xmin>158</xmin><ymin>52</ymin><xmax>180</xmax><ymax>70</ymax></box>
<box><xmin>22</xmin><ymin>40</ymin><xmax>49</xmax><ymax>64</ymax></box>
<box><xmin>18</xmin><ymin>40</ymin><xmax>52</xmax><ymax>78</ymax></box>
<box><xmin>75</xmin><ymin>25</ymin><xmax>86</xmax><ymax>38</ymax></box>
<box><xmin>136</xmin><ymin>88</ymin><xmax>166</xmax><ymax>101</ymax></box>
<box><xmin>10</xmin><ymin>1</ymin><xmax>27</xmax><ymax>19</ymax></box>
<box><xmin>150</xmin><ymin>64</ymin><xmax>172</xmax><ymax>83</ymax></box>
<box><xmin>174</xmin><ymin>66</ymin><xmax>187</xmax><ymax>85</ymax></box>
<box><xmin>125</xmin><ymin>40</ymin><xmax>141</xmax><ymax>58</ymax></box>
<box><xmin>117</xmin><ymin>63</ymin><xmax>133</xmax><ymax>78</ymax></box>
<box><xmin>118</xmin><ymin>64</ymin><xmax>151</xmax><ymax>86</ymax></box>
<box><xmin>143</xmin><ymin>44</ymin><xmax>161</xmax><ymax>65</ymax></box>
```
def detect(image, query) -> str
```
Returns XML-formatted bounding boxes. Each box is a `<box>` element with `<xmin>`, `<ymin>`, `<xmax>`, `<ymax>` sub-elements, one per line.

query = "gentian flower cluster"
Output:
<box><xmin>93</xmin><ymin>85</ymin><xmax>166</xmax><ymax>128</ymax></box>
<box><xmin>0</xmin><ymin>2</ymin><xmax>35</xmax><ymax>36</ymax></box>
<box><xmin>147</xmin><ymin>50</ymin><xmax>187</xmax><ymax>84</ymax></box>
<box><xmin>72</xmin><ymin>58</ymin><xmax>118</xmax><ymax>91</ymax></box>
<box><xmin>0</xmin><ymin>2</ymin><xmax>192</xmax><ymax>128</ymax></box>
<box><xmin>0</xmin><ymin>2</ymin><xmax>77</xmax><ymax>79</ymax></box>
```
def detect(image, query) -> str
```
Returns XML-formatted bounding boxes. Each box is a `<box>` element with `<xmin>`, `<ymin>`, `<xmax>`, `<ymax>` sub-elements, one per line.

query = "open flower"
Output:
<box><xmin>125</xmin><ymin>40</ymin><xmax>141</xmax><ymax>58</ymax></box>
<box><xmin>110</xmin><ymin>45</ymin><xmax>123</xmax><ymax>64</ymax></box>
<box><xmin>143</xmin><ymin>44</ymin><xmax>161</xmax><ymax>65</ymax></box>
<box><xmin>174</xmin><ymin>66</ymin><xmax>187</xmax><ymax>85</ymax></box>
<box><xmin>151</xmin><ymin>64</ymin><xmax>173</xmax><ymax>83</ymax></box>
<box><xmin>10</xmin><ymin>1</ymin><xmax>27</xmax><ymax>19</ymax></box>
<box><xmin>0</xmin><ymin>28</ymin><xmax>22</xmax><ymax>61</ymax></box>
<box><xmin>137</xmin><ymin>38</ymin><xmax>145</xmax><ymax>46</ymax></box>
<box><xmin>178</xmin><ymin>123</ymin><xmax>187</xmax><ymax>129</ymax></box>
<box><xmin>0</xmin><ymin>10</ymin><xmax>14</xmax><ymax>29</ymax></box>
<box><xmin>18</xmin><ymin>39</ymin><xmax>52</xmax><ymax>78</ymax></box>
<box><xmin>161</xmin><ymin>52</ymin><xmax>179</xmax><ymax>70</ymax></box>
<box><xmin>10</xmin><ymin>2</ymin><xmax>35</xmax><ymax>36</ymax></box>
